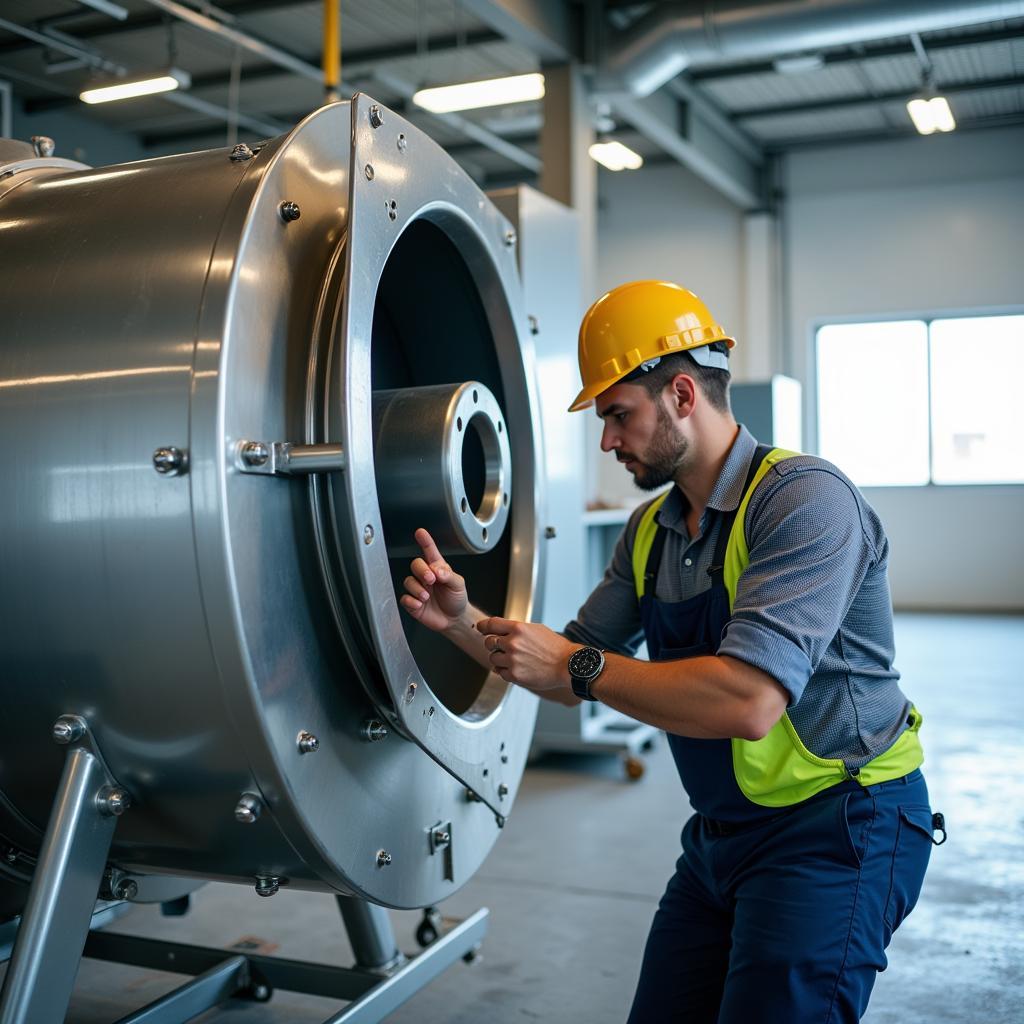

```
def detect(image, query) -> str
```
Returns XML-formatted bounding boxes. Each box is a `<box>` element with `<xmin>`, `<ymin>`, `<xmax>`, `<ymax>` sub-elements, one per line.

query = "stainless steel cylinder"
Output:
<box><xmin>0</xmin><ymin>96</ymin><xmax>544</xmax><ymax>911</ymax></box>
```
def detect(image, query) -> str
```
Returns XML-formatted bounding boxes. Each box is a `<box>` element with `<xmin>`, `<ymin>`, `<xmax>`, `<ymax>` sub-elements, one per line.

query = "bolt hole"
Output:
<box><xmin>482</xmin><ymin>527</ymin><xmax>489</xmax><ymax>542</ymax></box>
<box><xmin>457</xmin><ymin>416</ymin><xmax>463</xmax><ymax>431</ymax></box>
<box><xmin>500</xmin><ymin>742</ymin><xmax>506</xmax><ymax>751</ymax></box>
<box><xmin>473</xmin><ymin>389</ymin><xmax>479</xmax><ymax>403</ymax></box>
<box><xmin>503</xmin><ymin>492</ymin><xmax>509</xmax><ymax>507</ymax></box>
<box><xmin>497</xmin><ymin>421</ymin><xmax>503</xmax><ymax>433</ymax></box>
<box><xmin>461</xmin><ymin>497</ymin><xmax>468</xmax><ymax>513</ymax></box>
<box><xmin>482</xmin><ymin>768</ymin><xmax>489</xmax><ymax>777</ymax></box>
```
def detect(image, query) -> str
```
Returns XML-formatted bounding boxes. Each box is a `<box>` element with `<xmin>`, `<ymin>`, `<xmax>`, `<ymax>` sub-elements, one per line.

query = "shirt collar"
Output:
<box><xmin>655</xmin><ymin>425</ymin><xmax>758</xmax><ymax>531</ymax></box>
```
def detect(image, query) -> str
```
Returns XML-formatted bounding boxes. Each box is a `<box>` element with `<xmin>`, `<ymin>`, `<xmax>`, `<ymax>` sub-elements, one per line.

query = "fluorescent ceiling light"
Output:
<box><xmin>80</xmin><ymin>68</ymin><xmax>190</xmax><ymax>105</ymax></box>
<box><xmin>773</xmin><ymin>54</ymin><xmax>824</xmax><ymax>74</ymax></box>
<box><xmin>906</xmin><ymin>95</ymin><xmax>956</xmax><ymax>135</ymax></box>
<box><xmin>589</xmin><ymin>140</ymin><xmax>644</xmax><ymax>172</ymax></box>
<box><xmin>413</xmin><ymin>73</ymin><xmax>544</xmax><ymax>113</ymax></box>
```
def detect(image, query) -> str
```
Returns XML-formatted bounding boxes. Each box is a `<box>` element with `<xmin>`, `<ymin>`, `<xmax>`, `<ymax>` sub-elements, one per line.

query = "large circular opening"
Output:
<box><xmin>370</xmin><ymin>218</ymin><xmax>512</xmax><ymax>717</ymax></box>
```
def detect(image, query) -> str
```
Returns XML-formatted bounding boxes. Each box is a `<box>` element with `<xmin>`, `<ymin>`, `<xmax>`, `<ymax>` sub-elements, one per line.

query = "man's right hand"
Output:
<box><xmin>399</xmin><ymin>528</ymin><xmax>468</xmax><ymax>633</ymax></box>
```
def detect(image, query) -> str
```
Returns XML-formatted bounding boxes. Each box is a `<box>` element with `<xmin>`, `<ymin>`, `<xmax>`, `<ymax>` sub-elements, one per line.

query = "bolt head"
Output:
<box><xmin>362</xmin><ymin>720</ymin><xmax>388</xmax><ymax>743</ymax></box>
<box><xmin>279</xmin><ymin>200</ymin><xmax>301</xmax><ymax>223</ymax></box>
<box><xmin>376</xmin><ymin>849</ymin><xmax>392</xmax><ymax>867</ymax></box>
<box><xmin>397</xmin><ymin>133</ymin><xmax>407</xmax><ymax>151</ymax></box>
<box><xmin>369</xmin><ymin>104</ymin><xmax>385</xmax><ymax>129</ymax></box>
<box><xmin>504</xmin><ymin>229</ymin><xmax>517</xmax><ymax>248</ymax></box>
<box><xmin>230</xmin><ymin>143</ymin><xmax>255</xmax><ymax>162</ymax></box>
<box><xmin>498</xmin><ymin>783</ymin><xmax>509</xmax><ymax>799</ymax></box>
<box><xmin>252</xmin><ymin>984</ymin><xmax>271</xmax><ymax>1001</ymax></box>
<box><xmin>433</xmin><ymin>829</ymin><xmax>450</xmax><ymax>845</ymax></box>
<box><xmin>363</xmin><ymin>523</ymin><xmax>375</xmax><ymax>544</ymax></box>
<box><xmin>153</xmin><ymin>447</ymin><xmax>186</xmax><ymax>476</ymax></box>
<box><xmin>31</xmin><ymin>135</ymin><xmax>55</xmax><ymax>158</ymax></box>
<box><xmin>4</xmin><ymin>848</ymin><xmax>18</xmax><ymax>865</ymax></box>
<box><xmin>235</xmin><ymin>794</ymin><xmax>262</xmax><ymax>824</ymax></box>
<box><xmin>297</xmin><ymin>730</ymin><xmax>320</xmax><ymax>754</ymax></box>
<box><xmin>254</xmin><ymin>876</ymin><xmax>279</xmax><ymax>897</ymax></box>
<box><xmin>114</xmin><ymin>878</ymin><xmax>139</xmax><ymax>900</ymax></box>
<box><xmin>52</xmin><ymin>715</ymin><xmax>85</xmax><ymax>745</ymax></box>
<box><xmin>364</xmin><ymin>163</ymin><xmax>375</xmax><ymax>181</ymax></box>
<box><xmin>99</xmin><ymin>788</ymin><xmax>130</xmax><ymax>817</ymax></box>
<box><xmin>241</xmin><ymin>441</ymin><xmax>270</xmax><ymax>467</ymax></box>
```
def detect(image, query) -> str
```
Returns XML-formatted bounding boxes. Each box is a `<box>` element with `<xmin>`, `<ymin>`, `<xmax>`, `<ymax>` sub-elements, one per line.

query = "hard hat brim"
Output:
<box><xmin>567</xmin><ymin>336</ymin><xmax>735</xmax><ymax>413</ymax></box>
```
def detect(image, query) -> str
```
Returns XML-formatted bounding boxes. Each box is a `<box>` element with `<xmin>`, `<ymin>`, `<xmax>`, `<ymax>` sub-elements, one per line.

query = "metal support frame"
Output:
<box><xmin>78</xmin><ymin>905</ymin><xmax>488</xmax><ymax>1024</ymax></box>
<box><xmin>0</xmin><ymin>716</ymin><xmax>129</xmax><ymax>1024</ymax></box>
<box><xmin>0</xmin><ymin>79</ymin><xmax>11</xmax><ymax>139</ymax></box>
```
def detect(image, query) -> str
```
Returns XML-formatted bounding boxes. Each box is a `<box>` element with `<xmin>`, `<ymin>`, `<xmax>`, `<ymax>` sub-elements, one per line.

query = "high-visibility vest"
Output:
<box><xmin>630</xmin><ymin>448</ymin><xmax>924</xmax><ymax>808</ymax></box>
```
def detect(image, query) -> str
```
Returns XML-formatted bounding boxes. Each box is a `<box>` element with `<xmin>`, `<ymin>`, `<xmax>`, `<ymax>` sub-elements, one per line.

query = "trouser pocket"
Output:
<box><xmin>884</xmin><ymin>804</ymin><xmax>936</xmax><ymax>935</ymax></box>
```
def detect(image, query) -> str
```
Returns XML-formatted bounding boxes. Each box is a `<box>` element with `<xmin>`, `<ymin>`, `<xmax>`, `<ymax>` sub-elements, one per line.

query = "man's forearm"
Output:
<box><xmin>590</xmin><ymin>653</ymin><xmax>788</xmax><ymax>740</ymax></box>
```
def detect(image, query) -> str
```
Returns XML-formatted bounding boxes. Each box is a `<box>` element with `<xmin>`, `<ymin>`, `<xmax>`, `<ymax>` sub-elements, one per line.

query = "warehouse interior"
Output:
<box><xmin>0</xmin><ymin>2</ymin><xmax>1022</xmax><ymax>1022</ymax></box>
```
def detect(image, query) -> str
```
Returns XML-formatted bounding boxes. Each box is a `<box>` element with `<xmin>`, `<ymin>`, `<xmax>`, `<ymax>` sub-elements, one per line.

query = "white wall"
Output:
<box><xmin>784</xmin><ymin>126</ymin><xmax>1024</xmax><ymax>611</ymax></box>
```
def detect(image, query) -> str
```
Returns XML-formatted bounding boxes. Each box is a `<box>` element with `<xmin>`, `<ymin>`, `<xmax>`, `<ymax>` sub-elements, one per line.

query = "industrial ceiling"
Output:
<box><xmin>1</xmin><ymin>1</ymin><xmax>1022</xmax><ymax>194</ymax></box>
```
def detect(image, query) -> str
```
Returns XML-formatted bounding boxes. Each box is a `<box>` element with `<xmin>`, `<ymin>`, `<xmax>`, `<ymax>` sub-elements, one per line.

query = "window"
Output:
<box><xmin>816</xmin><ymin>314</ymin><xmax>1024</xmax><ymax>487</ymax></box>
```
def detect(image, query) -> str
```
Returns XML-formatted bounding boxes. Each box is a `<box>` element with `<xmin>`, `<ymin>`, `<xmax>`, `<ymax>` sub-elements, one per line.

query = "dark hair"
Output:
<box><xmin>634</xmin><ymin>348</ymin><xmax>732</xmax><ymax>413</ymax></box>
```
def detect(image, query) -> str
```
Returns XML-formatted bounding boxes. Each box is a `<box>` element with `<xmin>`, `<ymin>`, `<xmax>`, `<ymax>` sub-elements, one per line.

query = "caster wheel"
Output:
<box><xmin>624</xmin><ymin>755</ymin><xmax>645</xmax><ymax>781</ymax></box>
<box><xmin>416</xmin><ymin>906</ymin><xmax>442</xmax><ymax>948</ymax></box>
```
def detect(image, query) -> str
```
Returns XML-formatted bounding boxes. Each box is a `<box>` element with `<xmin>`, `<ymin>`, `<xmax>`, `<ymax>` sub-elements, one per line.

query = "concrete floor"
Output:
<box><xmin>13</xmin><ymin>613</ymin><xmax>1024</xmax><ymax>1022</ymax></box>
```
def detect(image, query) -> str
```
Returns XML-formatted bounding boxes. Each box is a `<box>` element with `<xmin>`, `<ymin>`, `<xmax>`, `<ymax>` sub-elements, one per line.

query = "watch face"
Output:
<box><xmin>569</xmin><ymin>646</ymin><xmax>603</xmax><ymax>679</ymax></box>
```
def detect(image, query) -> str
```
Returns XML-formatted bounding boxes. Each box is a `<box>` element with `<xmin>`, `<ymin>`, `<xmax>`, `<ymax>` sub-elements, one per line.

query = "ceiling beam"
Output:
<box><xmin>20</xmin><ymin>28</ymin><xmax>504</xmax><ymax>114</ymax></box>
<box><xmin>733</xmin><ymin>73</ymin><xmax>1024</xmax><ymax>121</ymax></box>
<box><xmin>689</xmin><ymin>26</ymin><xmax>1024</xmax><ymax>82</ymax></box>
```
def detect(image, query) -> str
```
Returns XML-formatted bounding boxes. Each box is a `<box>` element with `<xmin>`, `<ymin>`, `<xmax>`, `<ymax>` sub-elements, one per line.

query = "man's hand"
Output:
<box><xmin>476</xmin><ymin>616</ymin><xmax>577</xmax><ymax>696</ymax></box>
<box><xmin>399</xmin><ymin>528</ymin><xmax>468</xmax><ymax>633</ymax></box>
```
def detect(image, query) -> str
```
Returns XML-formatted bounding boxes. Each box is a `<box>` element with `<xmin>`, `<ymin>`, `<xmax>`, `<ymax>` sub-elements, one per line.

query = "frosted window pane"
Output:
<box><xmin>930</xmin><ymin>315</ymin><xmax>1024</xmax><ymax>485</ymax></box>
<box><xmin>816</xmin><ymin>321</ymin><xmax>929</xmax><ymax>487</ymax></box>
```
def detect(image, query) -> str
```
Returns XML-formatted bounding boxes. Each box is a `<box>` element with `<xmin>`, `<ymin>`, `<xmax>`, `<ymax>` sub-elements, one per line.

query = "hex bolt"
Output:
<box><xmin>235</xmin><ymin>793</ymin><xmax>262</xmax><ymax>824</ymax></box>
<box><xmin>368</xmin><ymin>104</ymin><xmax>385</xmax><ymax>129</ymax></box>
<box><xmin>544</xmin><ymin>525</ymin><xmax>557</xmax><ymax>540</ymax></box>
<box><xmin>153</xmin><ymin>447</ymin><xmax>187</xmax><ymax>476</ymax></box>
<box><xmin>376</xmin><ymin>849</ymin><xmax>393</xmax><ymax>868</ymax></box>
<box><xmin>31</xmin><ymin>135</ymin><xmax>55</xmax><ymax>158</ymax></box>
<box><xmin>528</xmin><ymin>314</ymin><xmax>540</xmax><ymax>335</ymax></box>
<box><xmin>361</xmin><ymin>720</ymin><xmax>388</xmax><ymax>743</ymax></box>
<box><xmin>465</xmin><ymin>788</ymin><xmax>482</xmax><ymax>803</ymax></box>
<box><xmin>397</xmin><ymin>133</ymin><xmax>407</xmax><ymax>151</ymax></box>
<box><xmin>230</xmin><ymin>143</ymin><xmax>255</xmax><ymax>162</ymax></box>
<box><xmin>504</xmin><ymin>229</ymin><xmax>517</xmax><ymax>248</ymax></box>
<box><xmin>297</xmin><ymin>730</ymin><xmax>319</xmax><ymax>754</ymax></box>
<box><xmin>433</xmin><ymin>829</ymin><xmax>450</xmax><ymax>846</ymax></box>
<box><xmin>278</xmin><ymin>200</ymin><xmax>301</xmax><ymax>223</ymax></box>
<box><xmin>364</xmin><ymin>163</ymin><xmax>375</xmax><ymax>181</ymax></box>
<box><xmin>98</xmin><ymin>787</ymin><xmax>131</xmax><ymax>817</ymax></box>
<box><xmin>113</xmin><ymin>878</ymin><xmax>139</xmax><ymax>900</ymax></box>
<box><xmin>240</xmin><ymin>441</ymin><xmax>270</xmax><ymax>467</ymax></box>
<box><xmin>254</xmin><ymin>876</ymin><xmax>279</xmax><ymax>897</ymax></box>
<box><xmin>52</xmin><ymin>715</ymin><xmax>86</xmax><ymax>745</ymax></box>
<box><xmin>498</xmin><ymin>783</ymin><xmax>509</xmax><ymax>800</ymax></box>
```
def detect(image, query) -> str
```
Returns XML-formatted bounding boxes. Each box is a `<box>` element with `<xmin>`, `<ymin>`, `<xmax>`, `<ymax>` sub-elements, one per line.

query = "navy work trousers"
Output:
<box><xmin>627</xmin><ymin>770</ymin><xmax>934</xmax><ymax>1023</ymax></box>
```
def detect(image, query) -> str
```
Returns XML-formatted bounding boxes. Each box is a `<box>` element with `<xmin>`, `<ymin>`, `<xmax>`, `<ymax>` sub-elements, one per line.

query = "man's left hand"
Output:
<box><xmin>475</xmin><ymin>617</ymin><xmax>576</xmax><ymax>695</ymax></box>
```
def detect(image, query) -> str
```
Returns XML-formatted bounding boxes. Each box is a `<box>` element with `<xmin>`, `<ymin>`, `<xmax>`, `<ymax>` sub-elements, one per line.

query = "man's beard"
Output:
<box><xmin>618</xmin><ymin>403</ymin><xmax>688</xmax><ymax>491</ymax></box>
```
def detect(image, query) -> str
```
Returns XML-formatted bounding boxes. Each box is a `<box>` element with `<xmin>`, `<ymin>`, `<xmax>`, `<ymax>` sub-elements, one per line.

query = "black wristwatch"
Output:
<box><xmin>568</xmin><ymin>646</ymin><xmax>605</xmax><ymax>702</ymax></box>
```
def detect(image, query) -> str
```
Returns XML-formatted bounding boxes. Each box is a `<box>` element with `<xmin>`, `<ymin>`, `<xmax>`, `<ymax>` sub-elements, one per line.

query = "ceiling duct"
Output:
<box><xmin>604</xmin><ymin>0</ymin><xmax>1024</xmax><ymax>97</ymax></box>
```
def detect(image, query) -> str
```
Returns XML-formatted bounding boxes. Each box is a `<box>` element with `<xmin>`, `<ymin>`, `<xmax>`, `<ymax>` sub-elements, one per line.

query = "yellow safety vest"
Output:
<box><xmin>630</xmin><ymin>448</ymin><xmax>924</xmax><ymax>808</ymax></box>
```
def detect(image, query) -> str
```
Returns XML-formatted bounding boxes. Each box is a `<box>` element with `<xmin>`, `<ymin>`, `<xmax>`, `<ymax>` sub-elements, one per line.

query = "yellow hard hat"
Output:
<box><xmin>568</xmin><ymin>280</ymin><xmax>736</xmax><ymax>412</ymax></box>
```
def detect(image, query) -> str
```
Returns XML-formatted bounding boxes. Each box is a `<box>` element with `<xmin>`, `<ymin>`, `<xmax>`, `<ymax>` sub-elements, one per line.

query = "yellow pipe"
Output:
<box><xmin>323</xmin><ymin>0</ymin><xmax>340</xmax><ymax>102</ymax></box>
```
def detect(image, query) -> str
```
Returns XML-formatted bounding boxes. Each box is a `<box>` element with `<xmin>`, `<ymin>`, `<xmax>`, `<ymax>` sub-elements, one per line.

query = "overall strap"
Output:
<box><xmin>708</xmin><ymin>443</ymin><xmax>773</xmax><ymax>583</ymax></box>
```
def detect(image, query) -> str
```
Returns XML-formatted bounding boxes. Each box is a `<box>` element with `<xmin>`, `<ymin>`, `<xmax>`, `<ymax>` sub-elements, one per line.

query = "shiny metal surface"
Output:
<box><xmin>0</xmin><ymin>97</ymin><xmax>542</xmax><ymax>913</ymax></box>
<box><xmin>372</xmin><ymin>381</ymin><xmax>511</xmax><ymax>557</ymax></box>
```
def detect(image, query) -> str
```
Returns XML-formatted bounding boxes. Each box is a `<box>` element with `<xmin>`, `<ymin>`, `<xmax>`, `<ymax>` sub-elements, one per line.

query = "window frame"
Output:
<box><xmin>809</xmin><ymin>305</ymin><xmax>1024</xmax><ymax>489</ymax></box>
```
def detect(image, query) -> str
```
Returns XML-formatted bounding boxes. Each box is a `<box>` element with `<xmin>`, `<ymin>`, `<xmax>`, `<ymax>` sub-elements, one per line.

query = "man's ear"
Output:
<box><xmin>668</xmin><ymin>372</ymin><xmax>698</xmax><ymax>418</ymax></box>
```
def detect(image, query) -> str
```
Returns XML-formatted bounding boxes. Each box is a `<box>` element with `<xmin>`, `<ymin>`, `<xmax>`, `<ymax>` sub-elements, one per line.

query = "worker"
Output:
<box><xmin>399</xmin><ymin>280</ymin><xmax>944</xmax><ymax>1023</ymax></box>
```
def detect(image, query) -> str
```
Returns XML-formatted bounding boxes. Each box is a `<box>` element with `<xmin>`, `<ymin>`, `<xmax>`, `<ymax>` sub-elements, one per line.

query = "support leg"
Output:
<box><xmin>336</xmin><ymin>896</ymin><xmax>403</xmax><ymax>972</ymax></box>
<box><xmin>0</xmin><ymin>729</ymin><xmax>125</xmax><ymax>1024</ymax></box>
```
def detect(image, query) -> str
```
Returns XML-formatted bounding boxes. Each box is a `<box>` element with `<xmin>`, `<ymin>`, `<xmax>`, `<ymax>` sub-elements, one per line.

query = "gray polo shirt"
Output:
<box><xmin>563</xmin><ymin>425</ymin><xmax>914</xmax><ymax>768</ymax></box>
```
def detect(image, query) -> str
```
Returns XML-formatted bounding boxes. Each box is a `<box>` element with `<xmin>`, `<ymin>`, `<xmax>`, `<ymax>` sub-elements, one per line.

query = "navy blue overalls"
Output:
<box><xmin>626</xmin><ymin>446</ymin><xmax>937</xmax><ymax>1024</ymax></box>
